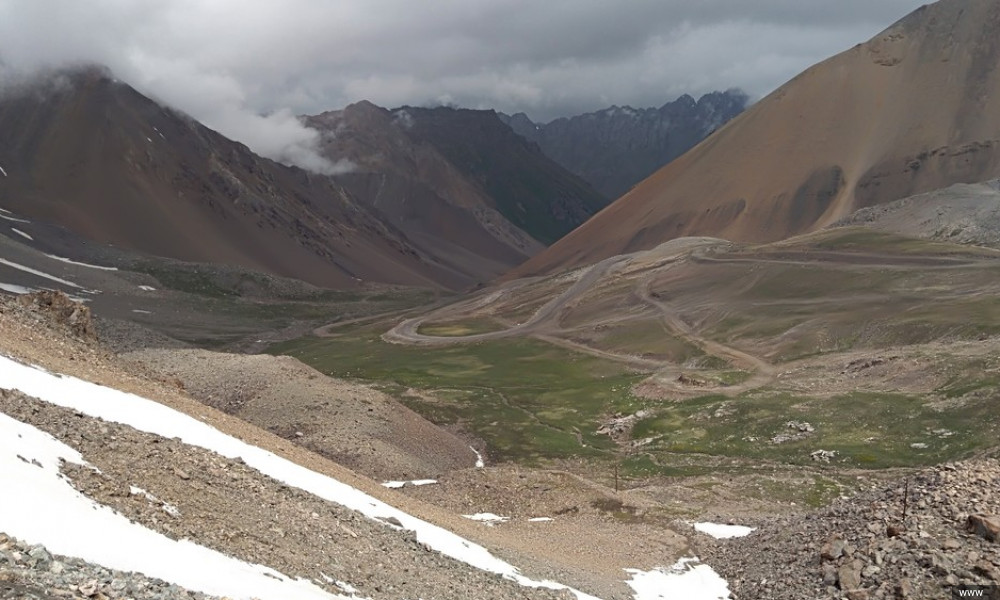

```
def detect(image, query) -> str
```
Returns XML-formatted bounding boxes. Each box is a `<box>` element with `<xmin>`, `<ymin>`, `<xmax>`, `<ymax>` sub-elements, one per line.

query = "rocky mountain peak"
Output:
<box><xmin>498</xmin><ymin>89</ymin><xmax>749</xmax><ymax>199</ymax></box>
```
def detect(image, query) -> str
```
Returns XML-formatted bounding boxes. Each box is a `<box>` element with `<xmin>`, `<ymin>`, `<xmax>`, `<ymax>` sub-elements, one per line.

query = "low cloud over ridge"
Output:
<box><xmin>0</xmin><ymin>0</ymin><xmax>925</xmax><ymax>171</ymax></box>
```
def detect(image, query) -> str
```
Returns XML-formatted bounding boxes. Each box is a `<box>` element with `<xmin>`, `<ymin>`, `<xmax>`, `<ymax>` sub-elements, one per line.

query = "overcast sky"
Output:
<box><xmin>0</xmin><ymin>0</ymin><xmax>926</xmax><ymax>171</ymax></box>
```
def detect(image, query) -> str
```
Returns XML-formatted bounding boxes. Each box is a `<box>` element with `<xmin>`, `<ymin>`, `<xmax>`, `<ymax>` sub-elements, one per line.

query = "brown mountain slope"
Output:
<box><xmin>396</xmin><ymin>106</ymin><xmax>609</xmax><ymax>246</ymax></box>
<box><xmin>0</xmin><ymin>68</ymin><xmax>466</xmax><ymax>289</ymax></box>
<box><xmin>305</xmin><ymin>101</ymin><xmax>544</xmax><ymax>284</ymax></box>
<box><xmin>514</xmin><ymin>0</ymin><xmax>1000</xmax><ymax>276</ymax></box>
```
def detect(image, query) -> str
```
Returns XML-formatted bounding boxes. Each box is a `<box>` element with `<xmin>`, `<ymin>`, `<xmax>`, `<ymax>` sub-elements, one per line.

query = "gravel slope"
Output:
<box><xmin>122</xmin><ymin>348</ymin><xmax>478</xmax><ymax>481</ymax></box>
<box><xmin>703</xmin><ymin>459</ymin><xmax>1000</xmax><ymax>599</ymax></box>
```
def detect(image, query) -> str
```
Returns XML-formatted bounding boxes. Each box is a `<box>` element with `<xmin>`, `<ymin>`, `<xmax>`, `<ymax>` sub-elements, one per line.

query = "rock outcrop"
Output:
<box><xmin>704</xmin><ymin>459</ymin><xmax>1000</xmax><ymax>599</ymax></box>
<box><xmin>16</xmin><ymin>291</ymin><xmax>95</xmax><ymax>341</ymax></box>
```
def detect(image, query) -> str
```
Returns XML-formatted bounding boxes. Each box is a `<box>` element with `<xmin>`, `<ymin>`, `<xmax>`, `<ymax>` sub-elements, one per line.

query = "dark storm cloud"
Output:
<box><xmin>0</xmin><ymin>0</ymin><xmax>925</xmax><ymax>171</ymax></box>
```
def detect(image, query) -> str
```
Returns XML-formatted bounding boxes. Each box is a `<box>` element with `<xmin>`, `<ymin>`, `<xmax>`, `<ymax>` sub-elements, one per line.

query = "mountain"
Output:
<box><xmin>513</xmin><ymin>0</ymin><xmax>1000</xmax><ymax>277</ymax></box>
<box><xmin>304</xmin><ymin>101</ymin><xmax>545</xmax><ymax>284</ymax></box>
<box><xmin>0</xmin><ymin>68</ymin><xmax>480</xmax><ymax>290</ymax></box>
<box><xmin>498</xmin><ymin>90</ymin><xmax>748</xmax><ymax>199</ymax></box>
<box><xmin>384</xmin><ymin>105</ymin><xmax>610</xmax><ymax>246</ymax></box>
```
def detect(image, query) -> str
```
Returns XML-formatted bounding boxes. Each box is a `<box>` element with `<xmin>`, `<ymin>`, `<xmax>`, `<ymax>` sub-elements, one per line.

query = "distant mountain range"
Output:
<box><xmin>498</xmin><ymin>90</ymin><xmax>748</xmax><ymax>199</ymax></box>
<box><xmin>515</xmin><ymin>0</ymin><xmax>1000</xmax><ymax>277</ymax></box>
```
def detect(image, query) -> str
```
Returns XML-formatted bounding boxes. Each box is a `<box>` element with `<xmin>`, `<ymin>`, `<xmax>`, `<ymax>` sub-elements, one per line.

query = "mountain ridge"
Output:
<box><xmin>305</xmin><ymin>101</ymin><xmax>547</xmax><ymax>286</ymax></box>
<box><xmin>389</xmin><ymin>105</ymin><xmax>610</xmax><ymax>246</ymax></box>
<box><xmin>0</xmin><ymin>68</ymin><xmax>474</xmax><ymax>290</ymax></box>
<box><xmin>512</xmin><ymin>0</ymin><xmax>1000</xmax><ymax>278</ymax></box>
<box><xmin>498</xmin><ymin>90</ymin><xmax>748</xmax><ymax>199</ymax></box>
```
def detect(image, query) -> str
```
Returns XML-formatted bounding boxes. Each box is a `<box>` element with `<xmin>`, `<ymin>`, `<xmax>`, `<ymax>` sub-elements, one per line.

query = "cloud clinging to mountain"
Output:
<box><xmin>0</xmin><ymin>0</ymin><xmax>924</xmax><ymax>170</ymax></box>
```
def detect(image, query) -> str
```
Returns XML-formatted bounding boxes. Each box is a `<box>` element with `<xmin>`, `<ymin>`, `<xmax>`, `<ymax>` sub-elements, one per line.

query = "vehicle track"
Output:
<box><xmin>368</xmin><ymin>241</ymin><xmax>999</xmax><ymax>398</ymax></box>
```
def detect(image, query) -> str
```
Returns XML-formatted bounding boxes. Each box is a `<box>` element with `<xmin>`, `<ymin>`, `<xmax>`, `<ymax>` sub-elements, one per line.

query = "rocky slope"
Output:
<box><xmin>121</xmin><ymin>348</ymin><xmax>478</xmax><ymax>481</ymax></box>
<box><xmin>832</xmin><ymin>179</ymin><xmax>1000</xmax><ymax>249</ymax></box>
<box><xmin>704</xmin><ymin>459</ymin><xmax>1000</xmax><ymax>599</ymax></box>
<box><xmin>514</xmin><ymin>0</ymin><xmax>1000</xmax><ymax>278</ymax></box>
<box><xmin>0</xmin><ymin>389</ymin><xmax>573</xmax><ymax>600</ymax></box>
<box><xmin>499</xmin><ymin>91</ymin><xmax>748</xmax><ymax>200</ymax></box>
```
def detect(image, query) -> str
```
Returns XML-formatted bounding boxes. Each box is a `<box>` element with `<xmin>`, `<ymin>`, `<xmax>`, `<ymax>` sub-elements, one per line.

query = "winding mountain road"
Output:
<box><xmin>379</xmin><ymin>238</ymin><xmax>780</xmax><ymax>397</ymax></box>
<box><xmin>371</xmin><ymin>237</ymin><xmax>1000</xmax><ymax>397</ymax></box>
<box><xmin>382</xmin><ymin>255</ymin><xmax>627</xmax><ymax>345</ymax></box>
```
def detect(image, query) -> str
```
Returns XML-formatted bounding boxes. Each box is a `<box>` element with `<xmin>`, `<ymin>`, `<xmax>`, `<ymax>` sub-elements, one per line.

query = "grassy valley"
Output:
<box><xmin>269</xmin><ymin>228</ymin><xmax>1000</xmax><ymax>510</ymax></box>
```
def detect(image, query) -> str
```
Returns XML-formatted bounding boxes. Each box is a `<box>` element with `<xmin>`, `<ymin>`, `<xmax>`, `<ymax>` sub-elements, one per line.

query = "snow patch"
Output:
<box><xmin>132</xmin><ymin>309</ymin><xmax>153</xmax><ymax>315</ymax></box>
<box><xmin>462</xmin><ymin>513</ymin><xmax>509</xmax><ymax>526</ymax></box>
<box><xmin>471</xmin><ymin>446</ymin><xmax>485</xmax><ymax>468</ymax></box>
<box><xmin>693</xmin><ymin>522</ymin><xmax>756</xmax><ymax>539</ymax></box>
<box><xmin>129</xmin><ymin>485</ymin><xmax>180</xmax><ymax>517</ymax></box>
<box><xmin>0</xmin><ymin>212</ymin><xmax>30</xmax><ymax>224</ymax></box>
<box><xmin>138</xmin><ymin>285</ymin><xmax>157</xmax><ymax>291</ymax></box>
<box><xmin>528</xmin><ymin>517</ymin><xmax>554</xmax><ymax>522</ymax></box>
<box><xmin>625</xmin><ymin>558</ymin><xmax>731</xmax><ymax>600</ymax></box>
<box><xmin>0</xmin><ymin>356</ymin><xmax>600</xmax><ymax>600</ymax></box>
<box><xmin>0</xmin><ymin>165</ymin><xmax>7</xmax><ymax>177</ymax></box>
<box><xmin>0</xmin><ymin>412</ymin><xmax>346</xmax><ymax>600</ymax></box>
<box><xmin>381</xmin><ymin>479</ymin><xmax>438</xmax><ymax>489</ymax></box>
<box><xmin>11</xmin><ymin>228</ymin><xmax>33</xmax><ymax>241</ymax></box>
<box><xmin>44</xmin><ymin>253</ymin><xmax>118</xmax><ymax>271</ymax></box>
<box><xmin>0</xmin><ymin>258</ymin><xmax>81</xmax><ymax>288</ymax></box>
<box><xmin>0</xmin><ymin>282</ymin><xmax>35</xmax><ymax>295</ymax></box>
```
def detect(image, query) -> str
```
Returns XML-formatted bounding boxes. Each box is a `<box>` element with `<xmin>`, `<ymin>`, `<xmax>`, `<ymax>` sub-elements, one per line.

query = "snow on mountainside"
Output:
<box><xmin>0</xmin><ymin>410</ymin><xmax>340</xmax><ymax>600</ymax></box>
<box><xmin>0</xmin><ymin>354</ymin><xmax>594</xmax><ymax>600</ymax></box>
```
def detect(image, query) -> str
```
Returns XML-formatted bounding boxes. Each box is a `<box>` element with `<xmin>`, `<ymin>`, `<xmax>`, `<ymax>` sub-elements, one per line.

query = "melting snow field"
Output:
<box><xmin>0</xmin><ymin>412</ymin><xmax>345</xmax><ymax>600</ymax></box>
<box><xmin>44</xmin><ymin>254</ymin><xmax>119</xmax><ymax>271</ymax></box>
<box><xmin>693</xmin><ymin>522</ymin><xmax>756</xmax><ymax>539</ymax></box>
<box><xmin>0</xmin><ymin>356</ymin><xmax>600</xmax><ymax>600</ymax></box>
<box><xmin>626</xmin><ymin>558</ymin><xmax>731</xmax><ymax>600</ymax></box>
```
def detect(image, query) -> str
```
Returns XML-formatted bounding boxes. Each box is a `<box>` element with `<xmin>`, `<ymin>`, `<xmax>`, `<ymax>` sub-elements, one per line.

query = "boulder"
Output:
<box><xmin>967</xmin><ymin>514</ymin><xmax>1000</xmax><ymax>543</ymax></box>
<box><xmin>17</xmin><ymin>290</ymin><xmax>96</xmax><ymax>340</ymax></box>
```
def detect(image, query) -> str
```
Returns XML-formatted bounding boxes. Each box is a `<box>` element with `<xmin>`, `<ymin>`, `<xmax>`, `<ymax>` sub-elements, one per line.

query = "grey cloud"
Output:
<box><xmin>0</xmin><ymin>0</ymin><xmax>926</xmax><ymax>165</ymax></box>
